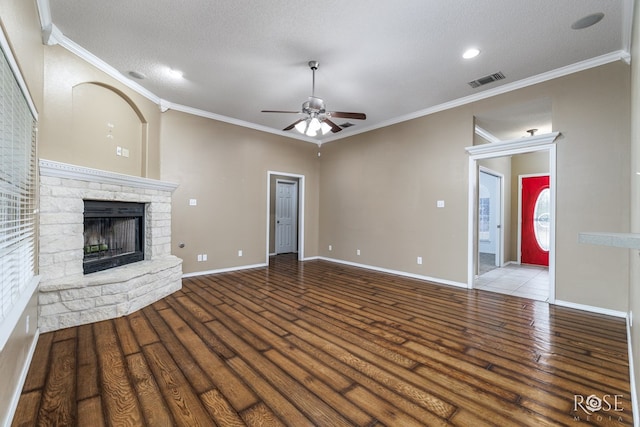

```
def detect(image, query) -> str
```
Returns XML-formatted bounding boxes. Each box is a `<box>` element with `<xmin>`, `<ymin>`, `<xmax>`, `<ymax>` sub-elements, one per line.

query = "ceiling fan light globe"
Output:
<box><xmin>320</xmin><ymin>121</ymin><xmax>331</xmax><ymax>135</ymax></box>
<box><xmin>308</xmin><ymin>117</ymin><xmax>321</xmax><ymax>133</ymax></box>
<box><xmin>295</xmin><ymin>120</ymin><xmax>308</xmax><ymax>133</ymax></box>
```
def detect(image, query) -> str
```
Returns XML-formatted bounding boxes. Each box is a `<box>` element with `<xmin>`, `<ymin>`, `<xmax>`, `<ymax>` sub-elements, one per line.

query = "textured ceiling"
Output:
<box><xmin>45</xmin><ymin>0</ymin><xmax>631</xmax><ymax>143</ymax></box>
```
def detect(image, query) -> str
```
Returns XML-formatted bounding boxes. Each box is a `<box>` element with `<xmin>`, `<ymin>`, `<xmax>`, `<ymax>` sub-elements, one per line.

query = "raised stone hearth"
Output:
<box><xmin>38</xmin><ymin>160</ymin><xmax>183</xmax><ymax>332</ymax></box>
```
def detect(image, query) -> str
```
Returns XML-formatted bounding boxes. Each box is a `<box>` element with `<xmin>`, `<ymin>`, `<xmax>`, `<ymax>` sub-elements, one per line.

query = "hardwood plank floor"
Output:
<box><xmin>12</xmin><ymin>254</ymin><xmax>633</xmax><ymax>426</ymax></box>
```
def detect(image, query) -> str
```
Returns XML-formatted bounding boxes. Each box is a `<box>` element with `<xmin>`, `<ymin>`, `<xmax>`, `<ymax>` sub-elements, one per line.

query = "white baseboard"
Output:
<box><xmin>4</xmin><ymin>328</ymin><xmax>39</xmax><ymax>427</ymax></box>
<box><xmin>626</xmin><ymin>315</ymin><xmax>639</xmax><ymax>427</ymax></box>
<box><xmin>317</xmin><ymin>256</ymin><xmax>468</xmax><ymax>289</ymax></box>
<box><xmin>554</xmin><ymin>300</ymin><xmax>627</xmax><ymax>318</ymax></box>
<box><xmin>182</xmin><ymin>263</ymin><xmax>268</xmax><ymax>278</ymax></box>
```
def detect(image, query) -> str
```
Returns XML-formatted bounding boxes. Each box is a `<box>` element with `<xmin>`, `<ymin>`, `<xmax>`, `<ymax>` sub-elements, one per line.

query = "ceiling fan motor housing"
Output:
<box><xmin>303</xmin><ymin>96</ymin><xmax>326</xmax><ymax>114</ymax></box>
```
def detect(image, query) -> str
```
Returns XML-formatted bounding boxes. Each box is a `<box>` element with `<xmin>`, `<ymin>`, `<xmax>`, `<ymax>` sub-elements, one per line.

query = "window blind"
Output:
<box><xmin>0</xmin><ymin>41</ymin><xmax>37</xmax><ymax>335</ymax></box>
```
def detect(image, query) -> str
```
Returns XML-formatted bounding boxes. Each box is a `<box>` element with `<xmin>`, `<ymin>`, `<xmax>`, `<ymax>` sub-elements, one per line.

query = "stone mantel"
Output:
<box><xmin>39</xmin><ymin>159</ymin><xmax>178</xmax><ymax>191</ymax></box>
<box><xmin>38</xmin><ymin>160</ymin><xmax>182</xmax><ymax>332</ymax></box>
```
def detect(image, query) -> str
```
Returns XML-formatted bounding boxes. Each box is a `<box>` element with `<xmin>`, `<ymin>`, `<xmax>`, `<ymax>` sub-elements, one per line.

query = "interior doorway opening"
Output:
<box><xmin>267</xmin><ymin>171</ymin><xmax>305</xmax><ymax>262</ymax></box>
<box><xmin>466</xmin><ymin>132</ymin><xmax>559</xmax><ymax>303</ymax></box>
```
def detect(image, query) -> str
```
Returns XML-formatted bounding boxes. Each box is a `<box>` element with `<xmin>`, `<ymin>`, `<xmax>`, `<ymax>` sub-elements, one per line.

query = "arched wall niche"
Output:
<box><xmin>70</xmin><ymin>82</ymin><xmax>148</xmax><ymax>177</ymax></box>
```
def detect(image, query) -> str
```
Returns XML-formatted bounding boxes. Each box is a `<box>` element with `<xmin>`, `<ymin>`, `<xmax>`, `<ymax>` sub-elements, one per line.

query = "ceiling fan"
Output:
<box><xmin>262</xmin><ymin>61</ymin><xmax>366</xmax><ymax>137</ymax></box>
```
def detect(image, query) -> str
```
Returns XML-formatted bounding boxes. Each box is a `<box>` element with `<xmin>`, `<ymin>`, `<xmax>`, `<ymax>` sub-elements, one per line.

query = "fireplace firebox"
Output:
<box><xmin>83</xmin><ymin>200</ymin><xmax>145</xmax><ymax>274</ymax></box>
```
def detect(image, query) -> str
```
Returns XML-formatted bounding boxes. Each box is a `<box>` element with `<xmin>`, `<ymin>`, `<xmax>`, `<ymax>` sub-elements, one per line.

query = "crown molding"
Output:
<box><xmin>164</xmin><ymin>102</ymin><xmax>319</xmax><ymax>144</ymax></box>
<box><xmin>36</xmin><ymin>0</ymin><xmax>631</xmax><ymax>145</ymax></box>
<box><xmin>474</xmin><ymin>126</ymin><xmax>501</xmax><ymax>144</ymax></box>
<box><xmin>323</xmin><ymin>50</ymin><xmax>630</xmax><ymax>143</ymax></box>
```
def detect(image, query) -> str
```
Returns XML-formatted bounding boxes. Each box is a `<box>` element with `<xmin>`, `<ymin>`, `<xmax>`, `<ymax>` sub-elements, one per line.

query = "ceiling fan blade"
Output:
<box><xmin>323</xmin><ymin>119</ymin><xmax>342</xmax><ymax>133</ymax></box>
<box><xmin>283</xmin><ymin>119</ymin><xmax>304</xmax><ymax>131</ymax></box>
<box><xmin>261</xmin><ymin>110</ymin><xmax>301</xmax><ymax>114</ymax></box>
<box><xmin>328</xmin><ymin>111</ymin><xmax>366</xmax><ymax>120</ymax></box>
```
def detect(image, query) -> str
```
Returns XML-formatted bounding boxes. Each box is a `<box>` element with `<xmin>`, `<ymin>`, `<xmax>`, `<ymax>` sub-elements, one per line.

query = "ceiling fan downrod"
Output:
<box><xmin>309</xmin><ymin>60</ymin><xmax>319</xmax><ymax>97</ymax></box>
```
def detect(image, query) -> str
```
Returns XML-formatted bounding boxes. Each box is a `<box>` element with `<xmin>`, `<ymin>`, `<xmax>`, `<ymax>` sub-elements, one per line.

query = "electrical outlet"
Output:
<box><xmin>238</xmin><ymin>250</ymin><xmax>243</xmax><ymax>257</ymax></box>
<box><xmin>437</xmin><ymin>200</ymin><xmax>445</xmax><ymax>208</ymax></box>
<box><xmin>202</xmin><ymin>254</ymin><xmax>207</xmax><ymax>261</ymax></box>
<box><xmin>197</xmin><ymin>254</ymin><xmax>203</xmax><ymax>262</ymax></box>
<box><xmin>189</xmin><ymin>199</ymin><xmax>197</xmax><ymax>206</ymax></box>
<box><xmin>417</xmin><ymin>256</ymin><xmax>423</xmax><ymax>265</ymax></box>
<box><xmin>116</xmin><ymin>146</ymin><xmax>122</xmax><ymax>156</ymax></box>
<box><xmin>329</xmin><ymin>245</ymin><xmax>332</xmax><ymax>251</ymax></box>
<box><xmin>122</xmin><ymin>147</ymin><xmax>129</xmax><ymax>158</ymax></box>
<box><xmin>356</xmin><ymin>249</ymin><xmax>361</xmax><ymax>256</ymax></box>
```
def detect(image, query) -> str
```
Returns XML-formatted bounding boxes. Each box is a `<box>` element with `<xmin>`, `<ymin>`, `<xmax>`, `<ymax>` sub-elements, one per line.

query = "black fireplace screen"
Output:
<box><xmin>83</xmin><ymin>200</ymin><xmax>145</xmax><ymax>274</ymax></box>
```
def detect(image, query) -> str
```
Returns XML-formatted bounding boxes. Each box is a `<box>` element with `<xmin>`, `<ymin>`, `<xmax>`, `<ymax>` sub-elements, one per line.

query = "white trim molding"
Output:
<box><xmin>465</xmin><ymin>132</ymin><xmax>561</xmax><ymax>158</ymax></box>
<box><xmin>318</xmin><ymin>257</ymin><xmax>468</xmax><ymax>289</ymax></box>
<box><xmin>182</xmin><ymin>263</ymin><xmax>268</xmax><ymax>278</ymax></box>
<box><xmin>267</xmin><ymin>171</ymin><xmax>306</xmax><ymax>263</ymax></box>
<box><xmin>0</xmin><ymin>276</ymin><xmax>39</xmax><ymax>352</ymax></box>
<box><xmin>39</xmin><ymin>159</ymin><xmax>179</xmax><ymax>192</ymax></box>
<box><xmin>627</xmin><ymin>316</ymin><xmax>640</xmax><ymax>427</ymax></box>
<box><xmin>4</xmin><ymin>329</ymin><xmax>39</xmax><ymax>427</ymax></box>
<box><xmin>554</xmin><ymin>299</ymin><xmax>627</xmax><ymax>318</ymax></box>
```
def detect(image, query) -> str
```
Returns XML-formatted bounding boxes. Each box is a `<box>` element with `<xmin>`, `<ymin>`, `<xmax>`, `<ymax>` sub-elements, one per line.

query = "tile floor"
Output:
<box><xmin>474</xmin><ymin>263</ymin><xmax>550</xmax><ymax>302</ymax></box>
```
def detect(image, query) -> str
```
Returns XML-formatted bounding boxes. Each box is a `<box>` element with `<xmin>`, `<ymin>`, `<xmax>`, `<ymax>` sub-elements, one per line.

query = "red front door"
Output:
<box><xmin>521</xmin><ymin>175</ymin><xmax>550</xmax><ymax>266</ymax></box>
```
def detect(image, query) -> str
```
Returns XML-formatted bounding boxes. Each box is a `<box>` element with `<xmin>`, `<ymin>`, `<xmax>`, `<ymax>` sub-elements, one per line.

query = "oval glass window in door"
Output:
<box><xmin>533</xmin><ymin>188</ymin><xmax>550</xmax><ymax>251</ymax></box>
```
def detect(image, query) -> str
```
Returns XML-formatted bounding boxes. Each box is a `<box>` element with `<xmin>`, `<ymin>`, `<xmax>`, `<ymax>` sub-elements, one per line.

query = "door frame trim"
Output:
<box><xmin>466</xmin><ymin>131</ymin><xmax>559</xmax><ymax>303</ymax></box>
<box><xmin>517</xmin><ymin>173</ymin><xmax>549</xmax><ymax>265</ymax></box>
<box><xmin>275</xmin><ymin>178</ymin><xmax>298</xmax><ymax>254</ymax></box>
<box><xmin>267</xmin><ymin>171</ymin><xmax>305</xmax><ymax>262</ymax></box>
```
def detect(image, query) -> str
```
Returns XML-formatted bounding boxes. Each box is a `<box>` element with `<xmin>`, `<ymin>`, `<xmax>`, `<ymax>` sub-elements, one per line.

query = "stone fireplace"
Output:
<box><xmin>38</xmin><ymin>159</ymin><xmax>183</xmax><ymax>332</ymax></box>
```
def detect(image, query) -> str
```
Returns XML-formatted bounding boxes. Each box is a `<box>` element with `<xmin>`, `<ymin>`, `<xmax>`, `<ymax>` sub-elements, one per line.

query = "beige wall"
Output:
<box><xmin>0</xmin><ymin>0</ymin><xmax>43</xmax><ymax>424</ymax></box>
<box><xmin>320</xmin><ymin>108</ymin><xmax>473</xmax><ymax>284</ymax></box>
<box><xmin>474</xmin><ymin>65</ymin><xmax>630</xmax><ymax>310</ymax></box>
<box><xmin>1</xmin><ymin>0</ymin><xmax>637</xmax><ymax>418</ymax></box>
<box><xmin>0</xmin><ymin>0</ymin><xmax>44</xmax><ymax>110</ymax></box>
<box><xmin>321</xmin><ymin>61</ymin><xmax>631</xmax><ymax>311</ymax></box>
<box><xmin>40</xmin><ymin>45</ymin><xmax>162</xmax><ymax>178</ymax></box>
<box><xmin>160</xmin><ymin>110</ymin><xmax>320</xmax><ymax>273</ymax></box>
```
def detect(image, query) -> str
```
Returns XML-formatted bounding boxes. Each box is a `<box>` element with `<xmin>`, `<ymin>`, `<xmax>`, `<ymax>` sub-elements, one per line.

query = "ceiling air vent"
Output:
<box><xmin>339</xmin><ymin>122</ymin><xmax>355</xmax><ymax>128</ymax></box>
<box><xmin>468</xmin><ymin>71</ymin><xmax>506</xmax><ymax>89</ymax></box>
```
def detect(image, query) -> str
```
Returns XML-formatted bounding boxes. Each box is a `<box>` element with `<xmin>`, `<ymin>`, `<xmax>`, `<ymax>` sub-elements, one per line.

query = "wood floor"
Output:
<box><xmin>12</xmin><ymin>255</ymin><xmax>633</xmax><ymax>426</ymax></box>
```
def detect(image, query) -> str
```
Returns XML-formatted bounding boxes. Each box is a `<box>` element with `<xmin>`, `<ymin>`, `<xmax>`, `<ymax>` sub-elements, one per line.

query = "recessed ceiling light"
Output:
<box><xmin>128</xmin><ymin>70</ymin><xmax>146</xmax><ymax>80</ymax></box>
<box><xmin>462</xmin><ymin>48</ymin><xmax>480</xmax><ymax>59</ymax></box>
<box><xmin>571</xmin><ymin>12</ymin><xmax>604</xmax><ymax>30</ymax></box>
<box><xmin>167</xmin><ymin>68</ymin><xmax>184</xmax><ymax>79</ymax></box>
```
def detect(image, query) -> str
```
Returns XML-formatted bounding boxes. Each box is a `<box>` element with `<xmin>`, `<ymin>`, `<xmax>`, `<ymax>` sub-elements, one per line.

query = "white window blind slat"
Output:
<box><xmin>0</xmin><ymin>42</ymin><xmax>36</xmax><ymax>325</ymax></box>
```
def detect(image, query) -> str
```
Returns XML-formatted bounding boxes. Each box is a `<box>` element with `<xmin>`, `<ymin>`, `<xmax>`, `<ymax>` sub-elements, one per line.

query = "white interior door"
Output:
<box><xmin>275</xmin><ymin>180</ymin><xmax>298</xmax><ymax>254</ymax></box>
<box><xmin>478</xmin><ymin>169</ymin><xmax>502</xmax><ymax>268</ymax></box>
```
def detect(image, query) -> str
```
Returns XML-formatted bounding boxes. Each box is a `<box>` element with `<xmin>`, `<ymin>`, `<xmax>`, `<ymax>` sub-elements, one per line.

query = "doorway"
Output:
<box><xmin>266</xmin><ymin>171</ymin><xmax>305</xmax><ymax>262</ymax></box>
<box><xmin>478</xmin><ymin>168</ymin><xmax>503</xmax><ymax>275</ymax></box>
<box><xmin>275</xmin><ymin>179</ymin><xmax>298</xmax><ymax>254</ymax></box>
<box><xmin>466</xmin><ymin>132</ymin><xmax>559</xmax><ymax>303</ymax></box>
